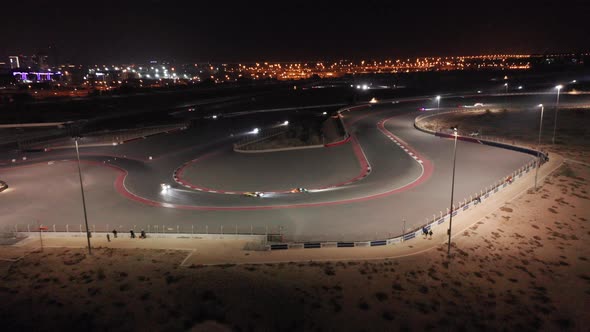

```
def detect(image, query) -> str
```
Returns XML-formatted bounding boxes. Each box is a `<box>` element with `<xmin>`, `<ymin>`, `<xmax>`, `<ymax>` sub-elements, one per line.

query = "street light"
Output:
<box><xmin>436</xmin><ymin>95</ymin><xmax>441</xmax><ymax>109</ymax></box>
<box><xmin>535</xmin><ymin>104</ymin><xmax>544</xmax><ymax>190</ymax></box>
<box><xmin>447</xmin><ymin>127</ymin><xmax>459</xmax><ymax>257</ymax></box>
<box><xmin>504</xmin><ymin>83</ymin><xmax>508</xmax><ymax>93</ymax></box>
<box><xmin>552</xmin><ymin>85</ymin><xmax>562</xmax><ymax>145</ymax></box>
<box><xmin>74</xmin><ymin>137</ymin><xmax>92</xmax><ymax>255</ymax></box>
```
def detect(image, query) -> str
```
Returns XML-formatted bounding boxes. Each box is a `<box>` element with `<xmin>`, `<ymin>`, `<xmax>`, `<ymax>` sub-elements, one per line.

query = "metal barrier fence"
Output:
<box><xmin>4</xmin><ymin>107</ymin><xmax>547</xmax><ymax>250</ymax></box>
<box><xmin>4</xmin><ymin>223</ymin><xmax>287</xmax><ymax>239</ymax></box>
<box><xmin>19</xmin><ymin>123</ymin><xmax>188</xmax><ymax>150</ymax></box>
<box><xmin>233</xmin><ymin>127</ymin><xmax>289</xmax><ymax>150</ymax></box>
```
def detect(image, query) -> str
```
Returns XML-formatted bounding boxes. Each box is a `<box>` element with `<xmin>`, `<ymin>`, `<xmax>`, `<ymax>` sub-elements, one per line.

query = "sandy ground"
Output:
<box><xmin>0</xmin><ymin>159</ymin><xmax>588</xmax><ymax>331</ymax></box>
<box><xmin>0</xmin><ymin>109</ymin><xmax>588</xmax><ymax>331</ymax></box>
<box><xmin>421</xmin><ymin>107</ymin><xmax>589</xmax><ymax>164</ymax></box>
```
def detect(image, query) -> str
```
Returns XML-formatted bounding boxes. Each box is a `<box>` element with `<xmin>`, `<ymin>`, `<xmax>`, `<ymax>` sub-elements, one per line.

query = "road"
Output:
<box><xmin>1</xmin><ymin>93</ymin><xmax>587</xmax><ymax>241</ymax></box>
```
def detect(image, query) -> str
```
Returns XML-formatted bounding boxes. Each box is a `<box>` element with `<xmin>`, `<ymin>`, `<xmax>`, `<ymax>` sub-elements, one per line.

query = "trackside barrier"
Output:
<box><xmin>6</xmin><ymin>104</ymin><xmax>547</xmax><ymax>252</ymax></box>
<box><xmin>233</xmin><ymin>127</ymin><xmax>289</xmax><ymax>151</ymax></box>
<box><xmin>263</xmin><ymin>107</ymin><xmax>546</xmax><ymax>250</ymax></box>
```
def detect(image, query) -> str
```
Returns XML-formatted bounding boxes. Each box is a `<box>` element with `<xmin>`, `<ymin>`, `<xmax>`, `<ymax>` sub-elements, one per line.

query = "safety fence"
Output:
<box><xmin>233</xmin><ymin>104</ymin><xmax>365</xmax><ymax>151</ymax></box>
<box><xmin>18</xmin><ymin>123</ymin><xmax>188</xmax><ymax>150</ymax></box>
<box><xmin>264</xmin><ymin>108</ymin><xmax>548</xmax><ymax>250</ymax></box>
<box><xmin>5</xmin><ymin>223</ymin><xmax>286</xmax><ymax>238</ymax></box>
<box><xmin>233</xmin><ymin>127</ymin><xmax>289</xmax><ymax>151</ymax></box>
<box><xmin>3</xmin><ymin>107</ymin><xmax>548</xmax><ymax>251</ymax></box>
<box><xmin>414</xmin><ymin>109</ymin><xmax>548</xmax><ymax>158</ymax></box>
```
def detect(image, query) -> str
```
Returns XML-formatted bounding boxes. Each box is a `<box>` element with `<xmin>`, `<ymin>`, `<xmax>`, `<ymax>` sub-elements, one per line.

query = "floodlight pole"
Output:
<box><xmin>551</xmin><ymin>86</ymin><xmax>562</xmax><ymax>145</ymax></box>
<box><xmin>535</xmin><ymin>105</ymin><xmax>544</xmax><ymax>190</ymax></box>
<box><xmin>75</xmin><ymin>138</ymin><xmax>92</xmax><ymax>255</ymax></box>
<box><xmin>447</xmin><ymin>128</ymin><xmax>458</xmax><ymax>257</ymax></box>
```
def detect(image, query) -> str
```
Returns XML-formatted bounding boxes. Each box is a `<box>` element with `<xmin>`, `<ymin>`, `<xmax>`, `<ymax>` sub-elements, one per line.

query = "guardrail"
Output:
<box><xmin>19</xmin><ymin>123</ymin><xmax>188</xmax><ymax>150</ymax></box>
<box><xmin>261</xmin><ymin>108</ymin><xmax>547</xmax><ymax>250</ymax></box>
<box><xmin>3</xmin><ymin>106</ymin><xmax>549</xmax><ymax>251</ymax></box>
<box><xmin>232</xmin><ymin>127</ymin><xmax>289</xmax><ymax>151</ymax></box>
<box><xmin>233</xmin><ymin>104</ymin><xmax>365</xmax><ymax>152</ymax></box>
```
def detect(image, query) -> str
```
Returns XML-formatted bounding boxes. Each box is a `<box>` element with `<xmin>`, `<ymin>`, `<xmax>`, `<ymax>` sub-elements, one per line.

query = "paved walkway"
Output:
<box><xmin>4</xmin><ymin>153</ymin><xmax>563</xmax><ymax>265</ymax></box>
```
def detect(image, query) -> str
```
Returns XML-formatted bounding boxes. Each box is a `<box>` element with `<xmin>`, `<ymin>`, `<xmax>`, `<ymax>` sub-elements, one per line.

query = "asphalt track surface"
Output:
<box><xmin>1</xmin><ymin>94</ymin><xmax>587</xmax><ymax>241</ymax></box>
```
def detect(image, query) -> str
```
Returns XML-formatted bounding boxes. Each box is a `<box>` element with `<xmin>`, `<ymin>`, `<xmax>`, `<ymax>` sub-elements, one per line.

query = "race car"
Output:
<box><xmin>290</xmin><ymin>187</ymin><xmax>308</xmax><ymax>193</ymax></box>
<box><xmin>0</xmin><ymin>180</ymin><xmax>7</xmax><ymax>193</ymax></box>
<box><xmin>243</xmin><ymin>192</ymin><xmax>264</xmax><ymax>198</ymax></box>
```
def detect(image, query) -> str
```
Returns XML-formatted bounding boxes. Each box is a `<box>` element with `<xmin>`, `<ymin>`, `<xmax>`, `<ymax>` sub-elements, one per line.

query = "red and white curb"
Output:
<box><xmin>377</xmin><ymin>118</ymin><xmax>425</xmax><ymax>165</ymax></box>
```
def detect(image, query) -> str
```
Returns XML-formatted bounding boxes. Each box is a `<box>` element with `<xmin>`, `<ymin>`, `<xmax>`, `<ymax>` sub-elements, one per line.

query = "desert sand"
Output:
<box><xmin>0</xmin><ymin>108</ymin><xmax>588</xmax><ymax>331</ymax></box>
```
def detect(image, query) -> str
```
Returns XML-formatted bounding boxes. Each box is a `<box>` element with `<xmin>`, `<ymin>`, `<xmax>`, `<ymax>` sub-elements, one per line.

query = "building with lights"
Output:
<box><xmin>9</xmin><ymin>56</ymin><xmax>20</xmax><ymax>69</ymax></box>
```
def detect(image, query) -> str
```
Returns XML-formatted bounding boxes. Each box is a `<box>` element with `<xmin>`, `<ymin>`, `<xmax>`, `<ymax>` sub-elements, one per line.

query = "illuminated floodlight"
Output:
<box><xmin>538</xmin><ymin>104</ymin><xmax>543</xmax><ymax>107</ymax></box>
<box><xmin>369</xmin><ymin>97</ymin><xmax>378</xmax><ymax>103</ymax></box>
<box><xmin>555</xmin><ymin>85</ymin><xmax>563</xmax><ymax>90</ymax></box>
<box><xmin>322</xmin><ymin>111</ymin><xmax>327</xmax><ymax>115</ymax></box>
<box><xmin>212</xmin><ymin>115</ymin><xmax>217</xmax><ymax>119</ymax></box>
<box><xmin>435</xmin><ymin>95</ymin><xmax>441</xmax><ymax>100</ymax></box>
<box><xmin>356</xmin><ymin>85</ymin><xmax>361</xmax><ymax>89</ymax></box>
<box><xmin>518</xmin><ymin>86</ymin><xmax>523</xmax><ymax>89</ymax></box>
<box><xmin>572</xmin><ymin>80</ymin><xmax>577</xmax><ymax>83</ymax></box>
<box><xmin>477</xmin><ymin>90</ymin><xmax>482</xmax><ymax>93</ymax></box>
<box><xmin>112</xmin><ymin>142</ymin><xmax>118</xmax><ymax>146</ymax></box>
<box><xmin>283</xmin><ymin>120</ymin><xmax>289</xmax><ymax>125</ymax></box>
<box><xmin>362</xmin><ymin>84</ymin><xmax>368</xmax><ymax>90</ymax></box>
<box><xmin>251</xmin><ymin>128</ymin><xmax>260</xmax><ymax>134</ymax></box>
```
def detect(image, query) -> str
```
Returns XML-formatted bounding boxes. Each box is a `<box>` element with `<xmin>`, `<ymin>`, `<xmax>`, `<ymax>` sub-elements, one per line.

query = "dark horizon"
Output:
<box><xmin>1</xmin><ymin>0</ymin><xmax>589</xmax><ymax>64</ymax></box>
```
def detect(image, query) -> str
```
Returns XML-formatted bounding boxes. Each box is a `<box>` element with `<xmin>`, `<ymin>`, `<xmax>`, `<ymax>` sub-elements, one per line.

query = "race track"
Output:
<box><xmin>2</xmin><ymin>93</ymin><xmax>585</xmax><ymax>241</ymax></box>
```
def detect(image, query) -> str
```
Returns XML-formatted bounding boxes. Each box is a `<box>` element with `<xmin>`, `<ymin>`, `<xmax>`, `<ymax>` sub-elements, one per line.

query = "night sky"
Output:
<box><xmin>2</xmin><ymin>0</ymin><xmax>589</xmax><ymax>64</ymax></box>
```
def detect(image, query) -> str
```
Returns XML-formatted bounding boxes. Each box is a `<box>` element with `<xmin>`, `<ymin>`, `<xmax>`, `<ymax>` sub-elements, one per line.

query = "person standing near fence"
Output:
<box><xmin>107</xmin><ymin>233</ymin><xmax>111</xmax><ymax>242</ymax></box>
<box><xmin>113</xmin><ymin>229</ymin><xmax>118</xmax><ymax>238</ymax></box>
<box><xmin>130</xmin><ymin>230</ymin><xmax>135</xmax><ymax>239</ymax></box>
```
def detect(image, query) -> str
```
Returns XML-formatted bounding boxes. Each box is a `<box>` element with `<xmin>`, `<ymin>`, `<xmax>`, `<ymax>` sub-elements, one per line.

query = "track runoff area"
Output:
<box><xmin>2</xmin><ymin>93</ymin><xmax>583</xmax><ymax>243</ymax></box>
